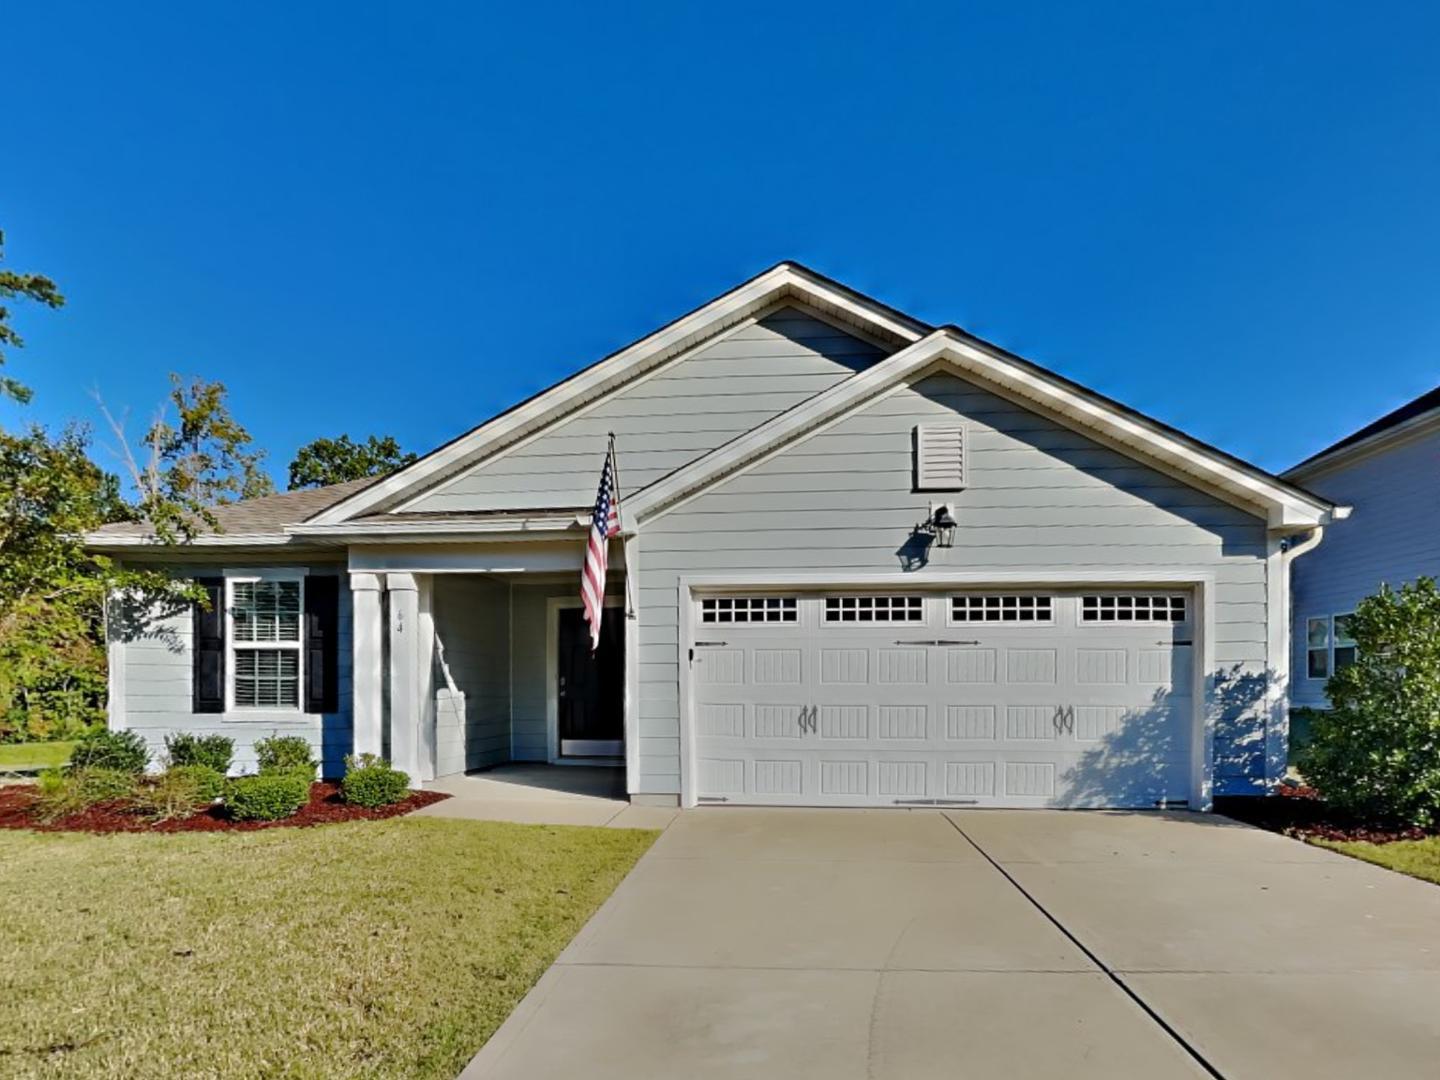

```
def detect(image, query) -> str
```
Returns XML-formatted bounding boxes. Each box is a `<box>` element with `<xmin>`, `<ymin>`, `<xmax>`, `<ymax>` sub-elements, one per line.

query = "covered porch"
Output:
<box><xmin>346</xmin><ymin>540</ymin><xmax>637</xmax><ymax>794</ymax></box>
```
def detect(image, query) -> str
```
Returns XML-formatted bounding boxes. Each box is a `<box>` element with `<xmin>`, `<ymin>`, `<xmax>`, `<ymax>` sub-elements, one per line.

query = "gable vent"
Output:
<box><xmin>914</xmin><ymin>423</ymin><xmax>966</xmax><ymax>490</ymax></box>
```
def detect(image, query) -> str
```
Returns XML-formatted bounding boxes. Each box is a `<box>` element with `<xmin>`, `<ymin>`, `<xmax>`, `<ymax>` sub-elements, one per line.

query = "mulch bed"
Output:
<box><xmin>0</xmin><ymin>781</ymin><xmax>450</xmax><ymax>834</ymax></box>
<box><xmin>1215</xmin><ymin>784</ymin><xmax>1434</xmax><ymax>844</ymax></box>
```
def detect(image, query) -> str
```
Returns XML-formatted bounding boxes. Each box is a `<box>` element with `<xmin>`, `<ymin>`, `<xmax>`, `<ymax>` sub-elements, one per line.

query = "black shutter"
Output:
<box><xmin>192</xmin><ymin>577</ymin><xmax>225</xmax><ymax>713</ymax></box>
<box><xmin>305</xmin><ymin>575</ymin><xmax>339</xmax><ymax>714</ymax></box>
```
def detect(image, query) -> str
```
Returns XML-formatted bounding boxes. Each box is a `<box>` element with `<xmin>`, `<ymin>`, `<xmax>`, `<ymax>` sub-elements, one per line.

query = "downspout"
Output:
<box><xmin>1267</xmin><ymin>526</ymin><xmax>1326</xmax><ymax>788</ymax></box>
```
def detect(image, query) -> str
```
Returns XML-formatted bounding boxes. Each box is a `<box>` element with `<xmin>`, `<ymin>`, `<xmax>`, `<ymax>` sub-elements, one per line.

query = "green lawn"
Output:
<box><xmin>0</xmin><ymin>817</ymin><xmax>656</xmax><ymax>1079</ymax></box>
<box><xmin>0</xmin><ymin>741</ymin><xmax>77</xmax><ymax>771</ymax></box>
<box><xmin>1312</xmin><ymin>836</ymin><xmax>1440</xmax><ymax>885</ymax></box>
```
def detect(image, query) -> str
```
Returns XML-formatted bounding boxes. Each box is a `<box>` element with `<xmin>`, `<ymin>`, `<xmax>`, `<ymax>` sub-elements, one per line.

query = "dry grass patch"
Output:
<box><xmin>0</xmin><ymin>817</ymin><xmax>655</xmax><ymax>1078</ymax></box>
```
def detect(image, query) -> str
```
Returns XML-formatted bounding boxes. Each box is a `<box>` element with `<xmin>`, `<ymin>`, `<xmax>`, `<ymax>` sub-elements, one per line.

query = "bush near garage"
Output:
<box><xmin>254</xmin><ymin>734</ymin><xmax>317</xmax><ymax>779</ymax></box>
<box><xmin>1300</xmin><ymin>577</ymin><xmax>1440</xmax><ymax>828</ymax></box>
<box><xmin>226</xmin><ymin>771</ymin><xmax>311</xmax><ymax>822</ymax></box>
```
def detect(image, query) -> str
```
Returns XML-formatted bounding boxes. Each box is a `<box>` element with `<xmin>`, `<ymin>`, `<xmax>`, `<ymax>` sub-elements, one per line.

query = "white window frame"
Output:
<box><xmin>224</xmin><ymin>568</ymin><xmax>307</xmax><ymax>714</ymax></box>
<box><xmin>821</xmin><ymin>594</ymin><xmax>926</xmax><ymax>625</ymax></box>
<box><xmin>948</xmin><ymin>593</ymin><xmax>1055</xmax><ymax>626</ymax></box>
<box><xmin>698</xmin><ymin>596</ymin><xmax>798</xmax><ymax>625</ymax></box>
<box><xmin>1078</xmin><ymin>593</ymin><xmax>1188</xmax><ymax>626</ymax></box>
<box><xmin>1306</xmin><ymin>613</ymin><xmax>1356</xmax><ymax>681</ymax></box>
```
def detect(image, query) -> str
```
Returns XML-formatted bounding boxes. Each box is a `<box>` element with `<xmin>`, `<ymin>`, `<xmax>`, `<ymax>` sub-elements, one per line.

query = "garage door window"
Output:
<box><xmin>823</xmin><ymin>595</ymin><xmax>924</xmax><ymax>624</ymax></box>
<box><xmin>951</xmin><ymin>595</ymin><xmax>1053</xmax><ymax>624</ymax></box>
<box><xmin>1080</xmin><ymin>595</ymin><xmax>1186</xmax><ymax>623</ymax></box>
<box><xmin>700</xmin><ymin>597</ymin><xmax>797</xmax><ymax>624</ymax></box>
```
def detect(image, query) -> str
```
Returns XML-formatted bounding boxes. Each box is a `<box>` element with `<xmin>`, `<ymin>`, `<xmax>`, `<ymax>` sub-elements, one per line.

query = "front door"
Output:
<box><xmin>557</xmin><ymin>606</ymin><xmax>625</xmax><ymax>757</ymax></box>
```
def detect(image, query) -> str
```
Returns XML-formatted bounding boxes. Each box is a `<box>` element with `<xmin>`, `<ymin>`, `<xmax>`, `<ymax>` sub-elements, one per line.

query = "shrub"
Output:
<box><xmin>226</xmin><ymin>771</ymin><xmax>310</xmax><ymax>821</ymax></box>
<box><xmin>254</xmin><ymin>735</ymin><xmax>316</xmax><ymax>778</ymax></box>
<box><xmin>131</xmin><ymin>768</ymin><xmax>213</xmax><ymax>823</ymax></box>
<box><xmin>33</xmin><ymin>766</ymin><xmax>137</xmax><ymax>822</ymax></box>
<box><xmin>340</xmin><ymin>753</ymin><xmax>411</xmax><ymax>808</ymax></box>
<box><xmin>165</xmin><ymin>763</ymin><xmax>226</xmax><ymax>802</ymax></box>
<box><xmin>164</xmin><ymin>732</ymin><xmax>234</xmax><ymax>774</ymax></box>
<box><xmin>1300</xmin><ymin>577</ymin><xmax>1440</xmax><ymax>827</ymax></box>
<box><xmin>69</xmin><ymin>729</ymin><xmax>149</xmax><ymax>774</ymax></box>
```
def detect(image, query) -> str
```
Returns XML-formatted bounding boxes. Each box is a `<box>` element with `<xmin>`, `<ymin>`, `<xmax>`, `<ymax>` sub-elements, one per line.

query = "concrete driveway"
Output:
<box><xmin>462</xmin><ymin>809</ymin><xmax>1440</xmax><ymax>1079</ymax></box>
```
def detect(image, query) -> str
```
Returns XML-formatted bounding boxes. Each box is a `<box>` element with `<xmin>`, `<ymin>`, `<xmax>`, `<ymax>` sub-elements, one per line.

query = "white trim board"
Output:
<box><xmin>629</xmin><ymin>334</ymin><xmax>1342</xmax><ymax>532</ymax></box>
<box><xmin>309</xmin><ymin>263</ymin><xmax>930</xmax><ymax>525</ymax></box>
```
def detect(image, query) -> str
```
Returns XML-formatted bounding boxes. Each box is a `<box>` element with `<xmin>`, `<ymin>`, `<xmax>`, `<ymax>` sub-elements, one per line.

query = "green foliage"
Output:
<box><xmin>33</xmin><ymin>765</ymin><xmax>136</xmax><ymax>822</ymax></box>
<box><xmin>287</xmin><ymin>433</ymin><xmax>416</xmax><ymax>490</ymax></box>
<box><xmin>69</xmin><ymin>729</ymin><xmax>150</xmax><ymax>774</ymax></box>
<box><xmin>225</xmin><ymin>771</ymin><xmax>310</xmax><ymax>821</ymax></box>
<box><xmin>254</xmin><ymin>734</ymin><xmax>317</xmax><ymax>778</ymax></box>
<box><xmin>0</xmin><ymin>424</ymin><xmax>185</xmax><ymax>743</ymax></box>
<box><xmin>164</xmin><ymin>732</ymin><xmax>234</xmax><ymax>774</ymax></box>
<box><xmin>340</xmin><ymin>753</ymin><xmax>411</xmax><ymax>808</ymax></box>
<box><xmin>0</xmin><ymin>227</ymin><xmax>65</xmax><ymax>405</ymax></box>
<box><xmin>164</xmin><ymin>763</ymin><xmax>226</xmax><ymax>802</ymax></box>
<box><xmin>1300</xmin><ymin>577</ymin><xmax>1440</xmax><ymax>827</ymax></box>
<box><xmin>131</xmin><ymin>768</ymin><xmax>215</xmax><ymax>823</ymax></box>
<box><xmin>101</xmin><ymin>374</ymin><xmax>275</xmax><ymax>542</ymax></box>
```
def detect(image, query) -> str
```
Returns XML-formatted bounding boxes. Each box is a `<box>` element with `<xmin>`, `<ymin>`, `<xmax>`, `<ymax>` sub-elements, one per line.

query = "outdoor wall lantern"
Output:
<box><xmin>922</xmin><ymin>503</ymin><xmax>958</xmax><ymax>548</ymax></box>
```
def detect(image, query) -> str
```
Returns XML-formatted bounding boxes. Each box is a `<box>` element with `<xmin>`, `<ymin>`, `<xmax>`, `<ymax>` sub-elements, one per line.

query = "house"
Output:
<box><xmin>87</xmin><ymin>263</ymin><xmax>1345</xmax><ymax>808</ymax></box>
<box><xmin>1284</xmin><ymin>386</ymin><xmax>1440</xmax><ymax>711</ymax></box>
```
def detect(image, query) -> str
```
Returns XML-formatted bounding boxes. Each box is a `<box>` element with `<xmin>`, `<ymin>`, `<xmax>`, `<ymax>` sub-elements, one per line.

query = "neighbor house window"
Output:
<box><xmin>229</xmin><ymin>577</ymin><xmax>303</xmax><ymax>708</ymax></box>
<box><xmin>1307</xmin><ymin>614</ymin><xmax>1356</xmax><ymax>680</ymax></box>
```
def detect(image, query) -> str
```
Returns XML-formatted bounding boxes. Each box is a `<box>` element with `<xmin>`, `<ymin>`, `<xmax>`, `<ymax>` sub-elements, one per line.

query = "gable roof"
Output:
<box><xmin>1285</xmin><ymin>384</ymin><xmax>1440</xmax><ymax>480</ymax></box>
<box><xmin>627</xmin><ymin>328</ymin><xmax>1343</xmax><ymax>533</ymax></box>
<box><xmin>86</xmin><ymin>477</ymin><xmax>378</xmax><ymax>548</ymax></box>
<box><xmin>306</xmin><ymin>262</ymin><xmax>932</xmax><ymax>525</ymax></box>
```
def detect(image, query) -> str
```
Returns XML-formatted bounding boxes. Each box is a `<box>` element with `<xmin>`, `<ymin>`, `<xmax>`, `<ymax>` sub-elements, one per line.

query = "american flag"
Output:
<box><xmin>581</xmin><ymin>441</ymin><xmax>622</xmax><ymax>652</ymax></box>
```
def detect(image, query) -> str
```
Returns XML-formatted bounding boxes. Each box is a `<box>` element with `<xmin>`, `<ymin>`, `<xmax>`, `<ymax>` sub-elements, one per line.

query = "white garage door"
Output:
<box><xmin>689</xmin><ymin>590</ymin><xmax>1194</xmax><ymax>808</ymax></box>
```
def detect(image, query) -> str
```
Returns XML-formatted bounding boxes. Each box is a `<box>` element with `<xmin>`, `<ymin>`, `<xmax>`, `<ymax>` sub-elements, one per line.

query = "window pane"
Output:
<box><xmin>1334</xmin><ymin>646</ymin><xmax>1357</xmax><ymax>671</ymax></box>
<box><xmin>1308</xmin><ymin>648</ymin><xmax>1329</xmax><ymax>679</ymax></box>
<box><xmin>232</xmin><ymin>580</ymin><xmax>301</xmax><ymax>643</ymax></box>
<box><xmin>1306</xmin><ymin>618</ymin><xmax>1330</xmax><ymax>648</ymax></box>
<box><xmin>1333</xmin><ymin>615</ymin><xmax>1356</xmax><ymax>647</ymax></box>
<box><xmin>233</xmin><ymin>649</ymin><xmax>299</xmax><ymax>708</ymax></box>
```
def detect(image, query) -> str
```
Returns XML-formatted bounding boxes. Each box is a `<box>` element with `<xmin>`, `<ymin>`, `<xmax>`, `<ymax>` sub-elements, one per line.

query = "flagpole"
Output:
<box><xmin>608</xmin><ymin>432</ymin><xmax>637</xmax><ymax>620</ymax></box>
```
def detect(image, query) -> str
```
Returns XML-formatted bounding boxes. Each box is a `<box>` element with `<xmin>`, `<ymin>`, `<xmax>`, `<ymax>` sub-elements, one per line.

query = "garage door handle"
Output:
<box><xmin>893</xmin><ymin>638</ymin><xmax>980</xmax><ymax>646</ymax></box>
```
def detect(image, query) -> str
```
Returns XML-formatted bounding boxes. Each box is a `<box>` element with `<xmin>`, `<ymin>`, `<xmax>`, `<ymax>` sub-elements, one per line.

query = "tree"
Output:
<box><xmin>0</xmin><ymin>418</ymin><xmax>208</xmax><ymax>741</ymax></box>
<box><xmin>287</xmin><ymin>433</ymin><xmax>416</xmax><ymax>490</ymax></box>
<box><xmin>97</xmin><ymin>375</ymin><xmax>275</xmax><ymax>542</ymax></box>
<box><xmin>0</xmin><ymin>228</ymin><xmax>65</xmax><ymax>405</ymax></box>
<box><xmin>1300</xmin><ymin>577</ymin><xmax>1440</xmax><ymax>827</ymax></box>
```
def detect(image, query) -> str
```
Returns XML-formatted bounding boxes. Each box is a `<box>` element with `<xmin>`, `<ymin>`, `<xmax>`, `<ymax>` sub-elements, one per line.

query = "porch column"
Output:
<box><xmin>386</xmin><ymin>572</ymin><xmax>423</xmax><ymax>782</ymax></box>
<box><xmin>351</xmin><ymin>572</ymin><xmax>384</xmax><ymax>758</ymax></box>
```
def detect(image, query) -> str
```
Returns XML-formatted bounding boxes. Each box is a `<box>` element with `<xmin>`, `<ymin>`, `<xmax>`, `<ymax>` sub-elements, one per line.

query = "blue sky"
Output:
<box><xmin>4</xmin><ymin>2</ymin><xmax>1438</xmax><ymax>482</ymax></box>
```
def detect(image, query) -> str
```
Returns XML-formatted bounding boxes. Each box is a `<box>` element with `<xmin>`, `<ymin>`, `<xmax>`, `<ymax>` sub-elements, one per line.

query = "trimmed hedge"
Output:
<box><xmin>340</xmin><ymin>754</ymin><xmax>411</xmax><ymax>808</ymax></box>
<box><xmin>255</xmin><ymin>735</ymin><xmax>316</xmax><ymax>779</ymax></box>
<box><xmin>165</xmin><ymin>733</ymin><xmax>234</xmax><ymax>774</ymax></box>
<box><xmin>69</xmin><ymin>730</ymin><xmax>149</xmax><ymax>774</ymax></box>
<box><xmin>226</xmin><ymin>771</ymin><xmax>311</xmax><ymax>822</ymax></box>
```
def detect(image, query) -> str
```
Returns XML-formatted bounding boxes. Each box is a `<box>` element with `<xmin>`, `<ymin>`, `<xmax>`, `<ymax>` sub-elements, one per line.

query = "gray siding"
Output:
<box><xmin>1290</xmin><ymin>425</ymin><xmax>1440</xmax><ymax>708</ymax></box>
<box><xmin>403</xmin><ymin>308</ymin><xmax>885</xmax><ymax>513</ymax></box>
<box><xmin>432</xmin><ymin>575</ymin><xmax>512</xmax><ymax>770</ymax></box>
<box><xmin>634</xmin><ymin>372</ymin><xmax>1274</xmax><ymax>796</ymax></box>
<box><xmin>115</xmin><ymin>565</ymin><xmax>353</xmax><ymax>778</ymax></box>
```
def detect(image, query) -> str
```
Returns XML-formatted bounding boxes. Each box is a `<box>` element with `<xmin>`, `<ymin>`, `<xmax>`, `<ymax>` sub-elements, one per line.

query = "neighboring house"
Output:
<box><xmin>87</xmin><ymin>263</ymin><xmax>1344</xmax><ymax>808</ymax></box>
<box><xmin>1284</xmin><ymin>386</ymin><xmax>1440</xmax><ymax>711</ymax></box>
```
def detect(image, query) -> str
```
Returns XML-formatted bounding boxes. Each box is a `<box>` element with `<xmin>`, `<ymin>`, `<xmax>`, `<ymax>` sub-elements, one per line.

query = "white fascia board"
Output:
<box><xmin>1284</xmin><ymin>407</ymin><xmax>1440</xmax><ymax>483</ymax></box>
<box><xmin>308</xmin><ymin>264</ymin><xmax>930</xmax><ymax>526</ymax></box>
<box><xmin>84</xmin><ymin>532</ymin><xmax>302</xmax><ymax>549</ymax></box>
<box><xmin>630</xmin><ymin>330</ymin><xmax>1337</xmax><ymax>530</ymax></box>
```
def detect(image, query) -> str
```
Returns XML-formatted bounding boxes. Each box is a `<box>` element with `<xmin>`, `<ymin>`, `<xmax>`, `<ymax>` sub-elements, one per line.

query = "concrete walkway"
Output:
<box><xmin>462</xmin><ymin>808</ymin><xmax>1440</xmax><ymax>1079</ymax></box>
<box><xmin>416</xmin><ymin>764</ymin><xmax>677</xmax><ymax>829</ymax></box>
